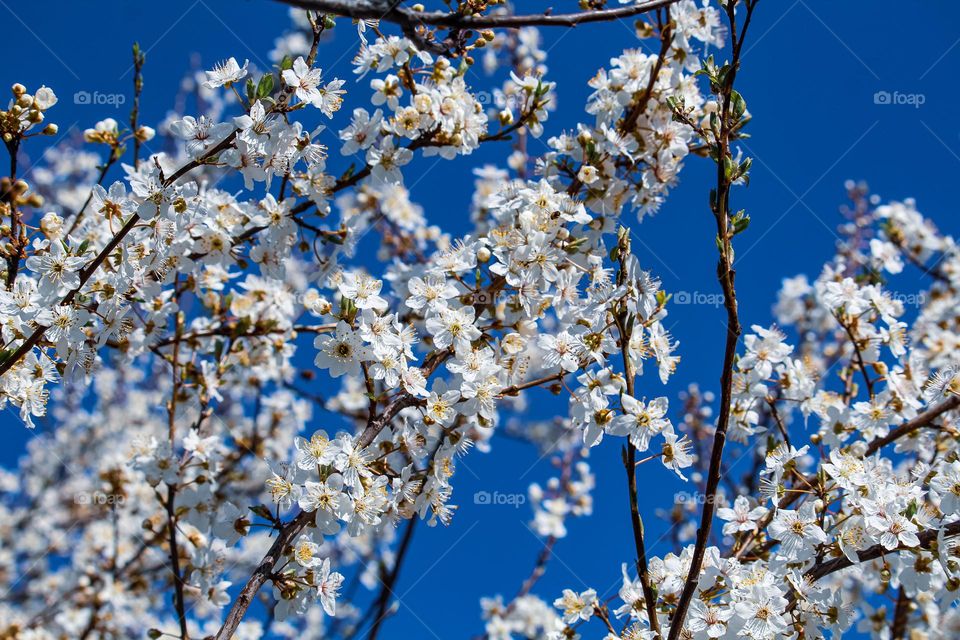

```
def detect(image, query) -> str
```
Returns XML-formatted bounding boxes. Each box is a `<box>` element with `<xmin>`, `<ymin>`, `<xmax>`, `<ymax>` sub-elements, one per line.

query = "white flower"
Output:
<box><xmin>768</xmin><ymin>503</ymin><xmax>827</xmax><ymax>560</ymax></box>
<box><xmin>717</xmin><ymin>495</ymin><xmax>766</xmax><ymax>536</ymax></box>
<box><xmin>298</xmin><ymin>474</ymin><xmax>345</xmax><ymax>535</ymax></box>
<box><xmin>609</xmin><ymin>395</ymin><xmax>670</xmax><ymax>451</ymax></box>
<box><xmin>314</xmin><ymin>321</ymin><xmax>372</xmax><ymax>378</ymax></box>
<box><xmin>553</xmin><ymin>588</ymin><xmax>597</xmax><ymax>624</ymax></box>
<box><xmin>424</xmin><ymin>380</ymin><xmax>460</xmax><ymax>427</ymax></box>
<box><xmin>366</xmin><ymin>136</ymin><xmax>413</xmax><ymax>183</ymax></box>
<box><xmin>24</xmin><ymin>241</ymin><xmax>85</xmax><ymax>299</ymax></box>
<box><xmin>33</xmin><ymin>85</ymin><xmax>57</xmax><ymax>110</ymax></box>
<box><xmin>203</xmin><ymin>57</ymin><xmax>249</xmax><ymax>88</ymax></box>
<box><xmin>339</xmin><ymin>272</ymin><xmax>386</xmax><ymax>310</ymax></box>
<box><xmin>317</xmin><ymin>558</ymin><xmax>345</xmax><ymax>616</ymax></box>
<box><xmin>660</xmin><ymin>430</ymin><xmax>694</xmax><ymax>480</ymax></box>
<box><xmin>282</xmin><ymin>56</ymin><xmax>322</xmax><ymax>104</ymax></box>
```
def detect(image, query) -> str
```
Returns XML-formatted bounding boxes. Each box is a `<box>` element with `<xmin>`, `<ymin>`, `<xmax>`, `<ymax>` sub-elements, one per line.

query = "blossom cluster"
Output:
<box><xmin>0</xmin><ymin>2</ymin><xmax>958</xmax><ymax>640</ymax></box>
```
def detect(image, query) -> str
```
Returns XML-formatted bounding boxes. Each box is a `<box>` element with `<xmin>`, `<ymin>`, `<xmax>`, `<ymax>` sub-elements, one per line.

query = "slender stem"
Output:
<box><xmin>615</xmin><ymin>231</ymin><xmax>662</xmax><ymax>639</ymax></box>
<box><xmin>3</xmin><ymin>137</ymin><xmax>21</xmax><ymax>287</ymax></box>
<box><xmin>213</xmin><ymin>510</ymin><xmax>314</xmax><ymax>640</ymax></box>
<box><xmin>786</xmin><ymin>520</ymin><xmax>960</xmax><ymax>608</ymax></box>
<box><xmin>165</xmin><ymin>487</ymin><xmax>189</xmax><ymax>639</ymax></box>
<box><xmin>668</xmin><ymin>4</ymin><xmax>757</xmax><ymax>637</ymax></box>
<box><xmin>276</xmin><ymin>0</ymin><xmax>680</xmax><ymax>29</ymax></box>
<box><xmin>891</xmin><ymin>587</ymin><xmax>910</xmax><ymax>640</ymax></box>
<box><xmin>130</xmin><ymin>43</ymin><xmax>146</xmax><ymax>169</ymax></box>
<box><xmin>864</xmin><ymin>394</ymin><xmax>960</xmax><ymax>455</ymax></box>
<box><xmin>367</xmin><ymin>517</ymin><xmax>417</xmax><ymax>640</ymax></box>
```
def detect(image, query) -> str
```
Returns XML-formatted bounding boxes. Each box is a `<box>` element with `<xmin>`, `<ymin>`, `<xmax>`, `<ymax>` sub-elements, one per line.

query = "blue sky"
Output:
<box><xmin>2</xmin><ymin>0</ymin><xmax>960</xmax><ymax>636</ymax></box>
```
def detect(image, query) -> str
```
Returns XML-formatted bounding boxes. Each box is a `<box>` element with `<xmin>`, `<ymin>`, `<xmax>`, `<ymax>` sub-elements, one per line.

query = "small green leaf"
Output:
<box><xmin>249</xmin><ymin>504</ymin><xmax>274</xmax><ymax>520</ymax></box>
<box><xmin>731</xmin><ymin>89</ymin><xmax>746</xmax><ymax>120</ymax></box>
<box><xmin>256</xmin><ymin>73</ymin><xmax>274</xmax><ymax>99</ymax></box>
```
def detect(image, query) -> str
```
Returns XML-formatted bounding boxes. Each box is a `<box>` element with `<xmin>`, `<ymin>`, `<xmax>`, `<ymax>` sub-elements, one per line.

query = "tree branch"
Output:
<box><xmin>213</xmin><ymin>510</ymin><xmax>314</xmax><ymax>640</ymax></box>
<box><xmin>668</xmin><ymin>3</ymin><xmax>757</xmax><ymax>638</ymax></box>
<box><xmin>274</xmin><ymin>0</ymin><xmax>680</xmax><ymax>29</ymax></box>
<box><xmin>786</xmin><ymin>520</ymin><xmax>960</xmax><ymax>608</ymax></box>
<box><xmin>864</xmin><ymin>394</ymin><xmax>960</xmax><ymax>455</ymax></box>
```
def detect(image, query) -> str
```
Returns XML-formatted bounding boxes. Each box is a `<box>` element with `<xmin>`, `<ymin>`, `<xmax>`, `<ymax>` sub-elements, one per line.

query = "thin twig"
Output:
<box><xmin>276</xmin><ymin>0</ymin><xmax>680</xmax><ymax>29</ymax></box>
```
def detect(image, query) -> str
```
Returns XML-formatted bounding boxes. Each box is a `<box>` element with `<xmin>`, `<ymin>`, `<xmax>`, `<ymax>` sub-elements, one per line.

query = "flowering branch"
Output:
<box><xmin>668</xmin><ymin>2</ymin><xmax>758</xmax><ymax>636</ymax></box>
<box><xmin>275</xmin><ymin>0</ymin><xmax>681</xmax><ymax>29</ymax></box>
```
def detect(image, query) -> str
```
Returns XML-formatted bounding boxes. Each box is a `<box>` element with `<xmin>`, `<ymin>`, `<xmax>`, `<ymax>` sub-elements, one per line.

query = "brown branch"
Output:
<box><xmin>786</xmin><ymin>520</ymin><xmax>960</xmax><ymax>608</ymax></box>
<box><xmin>213</xmin><ymin>510</ymin><xmax>315</xmax><ymax>640</ymax></box>
<box><xmin>733</xmin><ymin>394</ymin><xmax>960</xmax><ymax>562</ymax></box>
<box><xmin>668</xmin><ymin>3</ymin><xmax>757</xmax><ymax>638</ymax></box>
<box><xmin>615</xmin><ymin>229</ymin><xmax>662</xmax><ymax>639</ymax></box>
<box><xmin>891</xmin><ymin>587</ymin><xmax>911</xmax><ymax>640</ymax></box>
<box><xmin>367</xmin><ymin>517</ymin><xmax>417</xmax><ymax>640</ymax></box>
<box><xmin>0</xmin><ymin>128</ymin><xmax>244</xmax><ymax>379</ymax></box>
<box><xmin>356</xmin><ymin>348</ymin><xmax>450</xmax><ymax>447</ymax></box>
<box><xmin>3</xmin><ymin>137</ymin><xmax>22</xmax><ymax>287</ymax></box>
<box><xmin>863</xmin><ymin>394</ymin><xmax>960</xmax><ymax>456</ymax></box>
<box><xmin>165</xmin><ymin>487</ymin><xmax>189</xmax><ymax>639</ymax></box>
<box><xmin>275</xmin><ymin>0</ymin><xmax>680</xmax><ymax>29</ymax></box>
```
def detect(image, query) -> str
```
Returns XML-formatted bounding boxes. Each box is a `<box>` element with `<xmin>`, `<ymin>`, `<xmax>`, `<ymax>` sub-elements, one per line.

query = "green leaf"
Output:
<box><xmin>249</xmin><ymin>504</ymin><xmax>274</xmax><ymax>520</ymax></box>
<box><xmin>723</xmin><ymin>155</ymin><xmax>736</xmax><ymax>180</ymax></box>
<box><xmin>732</xmin><ymin>210</ymin><xmax>751</xmax><ymax>235</ymax></box>
<box><xmin>256</xmin><ymin>73</ymin><xmax>274</xmax><ymax>99</ymax></box>
<box><xmin>731</xmin><ymin>89</ymin><xmax>747</xmax><ymax>120</ymax></box>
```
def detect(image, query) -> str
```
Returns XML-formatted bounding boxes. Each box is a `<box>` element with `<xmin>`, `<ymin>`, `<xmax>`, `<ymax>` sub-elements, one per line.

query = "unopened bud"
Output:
<box><xmin>135</xmin><ymin>125</ymin><xmax>156</xmax><ymax>142</ymax></box>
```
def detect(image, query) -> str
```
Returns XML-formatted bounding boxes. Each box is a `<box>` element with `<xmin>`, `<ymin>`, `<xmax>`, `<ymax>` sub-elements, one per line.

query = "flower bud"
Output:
<box><xmin>136</xmin><ymin>125</ymin><xmax>156</xmax><ymax>142</ymax></box>
<box><xmin>41</xmin><ymin>211</ymin><xmax>63</xmax><ymax>237</ymax></box>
